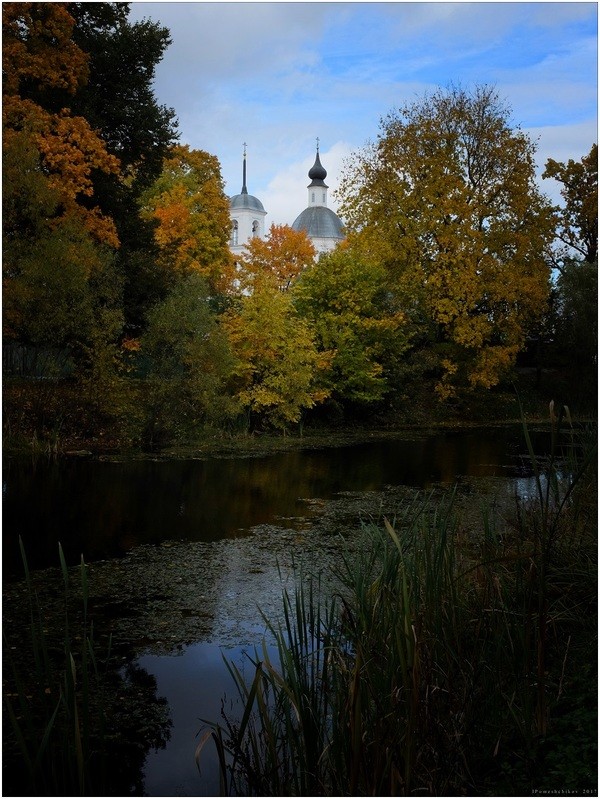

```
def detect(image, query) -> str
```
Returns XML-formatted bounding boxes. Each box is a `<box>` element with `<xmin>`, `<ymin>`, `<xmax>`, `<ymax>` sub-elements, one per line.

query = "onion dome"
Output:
<box><xmin>307</xmin><ymin>151</ymin><xmax>328</xmax><ymax>187</ymax></box>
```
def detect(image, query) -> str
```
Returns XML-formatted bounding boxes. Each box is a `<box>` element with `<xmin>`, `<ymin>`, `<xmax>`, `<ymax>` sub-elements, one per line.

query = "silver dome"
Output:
<box><xmin>230</xmin><ymin>192</ymin><xmax>265</xmax><ymax>212</ymax></box>
<box><xmin>292</xmin><ymin>206</ymin><xmax>344</xmax><ymax>239</ymax></box>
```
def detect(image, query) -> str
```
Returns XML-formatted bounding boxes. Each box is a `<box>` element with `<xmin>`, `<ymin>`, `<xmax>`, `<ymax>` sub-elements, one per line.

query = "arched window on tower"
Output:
<box><xmin>322</xmin><ymin>192</ymin><xmax>326</xmax><ymax>203</ymax></box>
<box><xmin>252</xmin><ymin>220</ymin><xmax>259</xmax><ymax>236</ymax></box>
<box><xmin>311</xmin><ymin>192</ymin><xmax>315</xmax><ymax>203</ymax></box>
<box><xmin>231</xmin><ymin>220</ymin><xmax>239</xmax><ymax>246</ymax></box>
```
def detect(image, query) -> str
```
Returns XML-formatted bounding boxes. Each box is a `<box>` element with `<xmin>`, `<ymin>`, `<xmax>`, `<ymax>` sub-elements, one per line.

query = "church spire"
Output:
<box><xmin>241</xmin><ymin>142</ymin><xmax>248</xmax><ymax>195</ymax></box>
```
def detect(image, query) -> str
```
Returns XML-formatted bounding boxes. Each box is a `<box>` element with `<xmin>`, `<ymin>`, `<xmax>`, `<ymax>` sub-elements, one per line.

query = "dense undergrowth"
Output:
<box><xmin>3</xmin><ymin>366</ymin><xmax>594</xmax><ymax>458</ymax></box>
<box><xmin>199</xmin><ymin>407</ymin><xmax>597</xmax><ymax>796</ymax></box>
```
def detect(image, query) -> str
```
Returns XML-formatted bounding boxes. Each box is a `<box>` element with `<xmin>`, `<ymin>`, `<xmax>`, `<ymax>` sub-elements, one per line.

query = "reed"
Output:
<box><xmin>199</xmin><ymin>407</ymin><xmax>596</xmax><ymax>795</ymax></box>
<box><xmin>4</xmin><ymin>540</ymin><xmax>113</xmax><ymax>796</ymax></box>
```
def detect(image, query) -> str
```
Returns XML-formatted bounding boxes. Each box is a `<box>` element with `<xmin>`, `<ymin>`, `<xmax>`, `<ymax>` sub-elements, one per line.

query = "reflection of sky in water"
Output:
<box><xmin>510</xmin><ymin>471</ymin><xmax>568</xmax><ymax>501</ymax></box>
<box><xmin>136</xmin><ymin>461</ymin><xmax>573</xmax><ymax>797</ymax></box>
<box><xmin>139</xmin><ymin>641</ymin><xmax>279</xmax><ymax>797</ymax></box>
<box><xmin>5</xmin><ymin>427</ymin><xmax>559</xmax><ymax>792</ymax></box>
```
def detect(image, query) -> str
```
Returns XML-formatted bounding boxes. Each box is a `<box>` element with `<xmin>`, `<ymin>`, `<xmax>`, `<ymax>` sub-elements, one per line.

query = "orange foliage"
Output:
<box><xmin>2</xmin><ymin>3</ymin><xmax>120</xmax><ymax>247</ymax></box>
<box><xmin>2</xmin><ymin>2</ymin><xmax>89</xmax><ymax>94</ymax></box>
<box><xmin>239</xmin><ymin>224</ymin><xmax>316</xmax><ymax>292</ymax></box>
<box><xmin>140</xmin><ymin>146</ymin><xmax>235</xmax><ymax>293</ymax></box>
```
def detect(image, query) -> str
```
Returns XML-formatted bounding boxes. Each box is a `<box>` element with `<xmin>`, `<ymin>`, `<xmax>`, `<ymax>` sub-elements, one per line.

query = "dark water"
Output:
<box><xmin>3</xmin><ymin>427</ymin><xmax>544</xmax><ymax>577</ymax></box>
<box><xmin>3</xmin><ymin>426</ymin><xmax>551</xmax><ymax>796</ymax></box>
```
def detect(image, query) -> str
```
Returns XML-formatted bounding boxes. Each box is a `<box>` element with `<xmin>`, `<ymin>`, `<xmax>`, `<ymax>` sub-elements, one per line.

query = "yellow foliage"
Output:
<box><xmin>223</xmin><ymin>283</ymin><xmax>328</xmax><ymax>427</ymax></box>
<box><xmin>337</xmin><ymin>85</ymin><xmax>556</xmax><ymax>395</ymax></box>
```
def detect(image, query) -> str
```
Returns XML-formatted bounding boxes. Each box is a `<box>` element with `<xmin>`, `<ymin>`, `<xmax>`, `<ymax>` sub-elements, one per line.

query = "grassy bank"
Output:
<box><xmin>200</xmin><ymin>409</ymin><xmax>597</xmax><ymax>796</ymax></box>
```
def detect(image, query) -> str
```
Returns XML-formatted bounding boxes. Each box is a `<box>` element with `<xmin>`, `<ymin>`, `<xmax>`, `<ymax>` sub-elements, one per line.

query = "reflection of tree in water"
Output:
<box><xmin>101</xmin><ymin>660</ymin><xmax>173</xmax><ymax>795</ymax></box>
<box><xmin>3</xmin><ymin>569</ymin><xmax>172</xmax><ymax>797</ymax></box>
<box><xmin>3</xmin><ymin>649</ymin><xmax>172</xmax><ymax>796</ymax></box>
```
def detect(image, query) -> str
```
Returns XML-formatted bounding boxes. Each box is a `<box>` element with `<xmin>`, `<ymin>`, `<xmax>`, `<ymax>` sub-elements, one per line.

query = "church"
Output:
<box><xmin>229</xmin><ymin>142</ymin><xmax>345</xmax><ymax>257</ymax></box>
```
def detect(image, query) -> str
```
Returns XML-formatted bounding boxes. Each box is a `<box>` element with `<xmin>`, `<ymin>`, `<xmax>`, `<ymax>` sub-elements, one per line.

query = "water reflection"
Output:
<box><xmin>138</xmin><ymin>642</ymin><xmax>278</xmax><ymax>797</ymax></box>
<box><xmin>3</xmin><ymin>427</ymin><xmax>548</xmax><ymax>576</ymax></box>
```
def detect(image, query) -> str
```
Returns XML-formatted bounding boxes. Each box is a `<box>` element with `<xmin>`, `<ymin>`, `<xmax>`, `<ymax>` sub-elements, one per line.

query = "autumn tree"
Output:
<box><xmin>140</xmin><ymin>145</ymin><xmax>235</xmax><ymax>295</ymax></box>
<box><xmin>2</xmin><ymin>126</ymin><xmax>125</xmax><ymax>440</ymax></box>
<box><xmin>223</xmin><ymin>284</ymin><xmax>328</xmax><ymax>431</ymax></box>
<box><xmin>337</xmin><ymin>85</ymin><xmax>556</xmax><ymax>397</ymax></box>
<box><xmin>237</xmin><ymin>224</ymin><xmax>316</xmax><ymax>293</ymax></box>
<box><xmin>3</xmin><ymin>2</ymin><xmax>124</xmax><ymax>377</ymax></box>
<box><xmin>67</xmin><ymin>3</ymin><xmax>177</xmax><ymax>197</ymax></box>
<box><xmin>2</xmin><ymin>108</ymin><xmax>122</xmax><ymax>375</ymax></box>
<box><xmin>141</xmin><ymin>273</ymin><xmax>235</xmax><ymax>447</ymax></box>
<box><xmin>2</xmin><ymin>2</ymin><xmax>120</xmax><ymax>247</ymax></box>
<box><xmin>293</xmin><ymin>247</ymin><xmax>410</xmax><ymax>406</ymax></box>
<box><xmin>542</xmin><ymin>144</ymin><xmax>598</xmax><ymax>405</ymax></box>
<box><xmin>543</xmin><ymin>143</ymin><xmax>598</xmax><ymax>267</ymax></box>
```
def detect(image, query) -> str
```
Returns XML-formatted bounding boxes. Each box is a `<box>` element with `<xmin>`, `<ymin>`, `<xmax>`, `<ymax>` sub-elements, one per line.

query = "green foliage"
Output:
<box><xmin>4</xmin><ymin>221</ymin><xmax>121</xmax><ymax>366</ymax></box>
<box><xmin>67</xmin><ymin>2</ymin><xmax>178</xmax><ymax>193</ymax></box>
<box><xmin>66</xmin><ymin>2</ymin><xmax>179</xmax><ymax>332</ymax></box>
<box><xmin>294</xmin><ymin>246</ymin><xmax>411</xmax><ymax>405</ymax></box>
<box><xmin>2</xmin><ymin>130</ymin><xmax>58</xmax><ymax>244</ymax></box>
<box><xmin>224</xmin><ymin>281</ymin><xmax>329</xmax><ymax>431</ymax></box>
<box><xmin>140</xmin><ymin>272</ymin><xmax>236</xmax><ymax>447</ymax></box>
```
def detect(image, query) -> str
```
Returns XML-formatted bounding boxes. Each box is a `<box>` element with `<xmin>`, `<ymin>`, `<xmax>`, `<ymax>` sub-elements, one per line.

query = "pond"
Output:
<box><xmin>3</xmin><ymin>426</ymin><xmax>544</xmax><ymax>577</ymax></box>
<box><xmin>3</xmin><ymin>425</ymin><xmax>550</xmax><ymax>796</ymax></box>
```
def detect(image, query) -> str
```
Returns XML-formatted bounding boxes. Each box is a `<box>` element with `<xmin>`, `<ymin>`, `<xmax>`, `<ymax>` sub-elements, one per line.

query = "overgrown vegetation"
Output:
<box><xmin>3</xmin><ymin>541</ymin><xmax>171</xmax><ymax>796</ymax></box>
<box><xmin>198</xmin><ymin>409</ymin><xmax>597</xmax><ymax>795</ymax></box>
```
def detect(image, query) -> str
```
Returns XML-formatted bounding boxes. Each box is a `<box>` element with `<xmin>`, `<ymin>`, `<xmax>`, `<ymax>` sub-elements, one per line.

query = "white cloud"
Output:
<box><xmin>527</xmin><ymin>120</ymin><xmax>598</xmax><ymax>204</ymax></box>
<box><xmin>128</xmin><ymin>1</ymin><xmax>597</xmax><ymax>218</ymax></box>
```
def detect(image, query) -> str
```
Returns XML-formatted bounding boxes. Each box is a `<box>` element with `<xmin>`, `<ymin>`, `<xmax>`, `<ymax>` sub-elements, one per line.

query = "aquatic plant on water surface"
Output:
<box><xmin>197</xmin><ymin>404</ymin><xmax>597</xmax><ymax>796</ymax></box>
<box><xmin>3</xmin><ymin>540</ymin><xmax>172</xmax><ymax>796</ymax></box>
<box><xmin>3</xmin><ymin>540</ymin><xmax>113</xmax><ymax>796</ymax></box>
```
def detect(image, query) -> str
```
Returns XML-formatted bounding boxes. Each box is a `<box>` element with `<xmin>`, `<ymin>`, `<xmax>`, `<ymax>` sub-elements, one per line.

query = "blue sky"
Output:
<box><xmin>129</xmin><ymin>1</ymin><xmax>598</xmax><ymax>225</ymax></box>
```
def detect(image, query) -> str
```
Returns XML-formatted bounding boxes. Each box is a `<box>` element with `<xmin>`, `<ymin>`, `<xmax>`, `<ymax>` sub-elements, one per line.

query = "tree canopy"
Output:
<box><xmin>337</xmin><ymin>85</ymin><xmax>556</xmax><ymax>396</ymax></box>
<box><xmin>139</xmin><ymin>145</ymin><xmax>235</xmax><ymax>295</ymax></box>
<box><xmin>543</xmin><ymin>143</ymin><xmax>598</xmax><ymax>267</ymax></box>
<box><xmin>224</xmin><ymin>284</ymin><xmax>328</xmax><ymax>430</ymax></box>
<box><xmin>237</xmin><ymin>224</ymin><xmax>316</xmax><ymax>293</ymax></box>
<box><xmin>293</xmin><ymin>247</ymin><xmax>410</xmax><ymax>405</ymax></box>
<box><xmin>2</xmin><ymin>2</ymin><xmax>120</xmax><ymax>247</ymax></box>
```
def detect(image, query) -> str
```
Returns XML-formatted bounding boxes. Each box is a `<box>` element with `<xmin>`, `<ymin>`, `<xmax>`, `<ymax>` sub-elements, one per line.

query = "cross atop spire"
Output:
<box><xmin>243</xmin><ymin>142</ymin><xmax>247</xmax><ymax>157</ymax></box>
<box><xmin>316</xmin><ymin>136</ymin><xmax>320</xmax><ymax>153</ymax></box>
